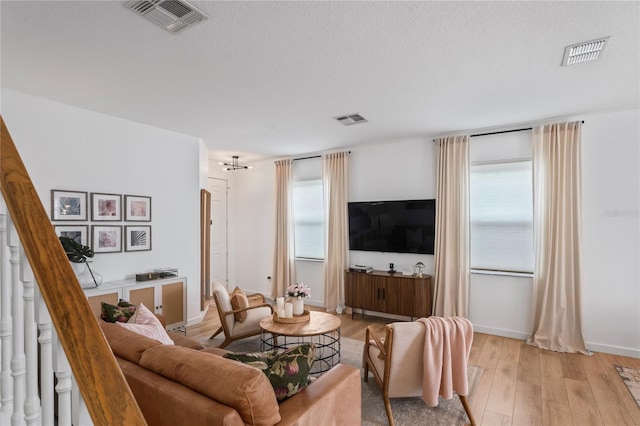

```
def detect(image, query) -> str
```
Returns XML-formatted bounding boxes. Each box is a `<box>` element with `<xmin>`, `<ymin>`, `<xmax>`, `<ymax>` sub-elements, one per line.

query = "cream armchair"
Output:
<box><xmin>364</xmin><ymin>320</ymin><xmax>476</xmax><ymax>426</ymax></box>
<box><xmin>209</xmin><ymin>281</ymin><xmax>273</xmax><ymax>348</ymax></box>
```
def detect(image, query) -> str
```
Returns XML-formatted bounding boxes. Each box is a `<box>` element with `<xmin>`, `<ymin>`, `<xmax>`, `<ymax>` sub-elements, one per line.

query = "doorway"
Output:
<box><xmin>209</xmin><ymin>177</ymin><xmax>229</xmax><ymax>292</ymax></box>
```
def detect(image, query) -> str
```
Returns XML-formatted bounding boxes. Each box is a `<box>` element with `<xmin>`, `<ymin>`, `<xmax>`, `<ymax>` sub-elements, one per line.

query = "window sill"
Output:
<box><xmin>295</xmin><ymin>257</ymin><xmax>325</xmax><ymax>263</ymax></box>
<box><xmin>470</xmin><ymin>269</ymin><xmax>533</xmax><ymax>278</ymax></box>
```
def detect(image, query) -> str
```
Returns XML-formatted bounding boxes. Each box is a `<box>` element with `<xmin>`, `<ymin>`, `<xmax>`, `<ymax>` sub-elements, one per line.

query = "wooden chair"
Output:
<box><xmin>363</xmin><ymin>320</ymin><xmax>476</xmax><ymax>426</ymax></box>
<box><xmin>209</xmin><ymin>281</ymin><xmax>273</xmax><ymax>348</ymax></box>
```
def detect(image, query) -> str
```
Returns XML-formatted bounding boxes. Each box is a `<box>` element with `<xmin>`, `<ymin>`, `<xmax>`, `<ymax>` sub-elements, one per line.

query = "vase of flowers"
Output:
<box><xmin>287</xmin><ymin>283</ymin><xmax>310</xmax><ymax>316</ymax></box>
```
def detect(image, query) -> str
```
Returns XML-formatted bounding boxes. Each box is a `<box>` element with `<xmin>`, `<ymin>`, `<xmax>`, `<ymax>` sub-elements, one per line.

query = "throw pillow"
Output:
<box><xmin>224</xmin><ymin>343</ymin><xmax>316</xmax><ymax>401</ymax></box>
<box><xmin>230</xmin><ymin>287</ymin><xmax>249</xmax><ymax>322</ymax></box>
<box><xmin>101</xmin><ymin>300</ymin><xmax>137</xmax><ymax>323</ymax></box>
<box><xmin>116</xmin><ymin>302</ymin><xmax>175</xmax><ymax>345</ymax></box>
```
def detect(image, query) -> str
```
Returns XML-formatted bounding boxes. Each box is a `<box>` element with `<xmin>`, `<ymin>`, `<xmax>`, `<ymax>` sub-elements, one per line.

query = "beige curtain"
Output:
<box><xmin>527</xmin><ymin>121</ymin><xmax>590</xmax><ymax>354</ymax></box>
<box><xmin>272</xmin><ymin>159</ymin><xmax>296</xmax><ymax>299</ymax></box>
<box><xmin>323</xmin><ymin>152</ymin><xmax>349</xmax><ymax>313</ymax></box>
<box><xmin>432</xmin><ymin>135</ymin><xmax>470</xmax><ymax>318</ymax></box>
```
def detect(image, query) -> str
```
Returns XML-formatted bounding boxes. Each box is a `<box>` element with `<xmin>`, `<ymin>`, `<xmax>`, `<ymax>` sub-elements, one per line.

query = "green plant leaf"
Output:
<box><xmin>59</xmin><ymin>236</ymin><xmax>94</xmax><ymax>263</ymax></box>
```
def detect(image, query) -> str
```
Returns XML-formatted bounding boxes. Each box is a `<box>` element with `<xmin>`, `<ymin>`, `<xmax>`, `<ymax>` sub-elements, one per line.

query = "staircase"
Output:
<box><xmin>0</xmin><ymin>116</ymin><xmax>147</xmax><ymax>425</ymax></box>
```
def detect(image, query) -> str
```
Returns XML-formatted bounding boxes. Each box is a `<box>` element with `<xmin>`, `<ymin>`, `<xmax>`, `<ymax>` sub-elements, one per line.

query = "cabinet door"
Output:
<box><xmin>392</xmin><ymin>279</ymin><xmax>418</xmax><ymax>317</ymax></box>
<box><xmin>87</xmin><ymin>291</ymin><xmax>119</xmax><ymax>318</ymax></box>
<box><xmin>161</xmin><ymin>281</ymin><xmax>184</xmax><ymax>327</ymax></box>
<box><xmin>128</xmin><ymin>285</ymin><xmax>157</xmax><ymax>312</ymax></box>
<box><xmin>366</xmin><ymin>276</ymin><xmax>385</xmax><ymax>311</ymax></box>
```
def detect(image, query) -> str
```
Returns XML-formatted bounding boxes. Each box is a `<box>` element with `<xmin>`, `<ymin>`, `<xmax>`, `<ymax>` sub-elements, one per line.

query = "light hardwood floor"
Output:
<box><xmin>187</xmin><ymin>305</ymin><xmax>640</xmax><ymax>426</ymax></box>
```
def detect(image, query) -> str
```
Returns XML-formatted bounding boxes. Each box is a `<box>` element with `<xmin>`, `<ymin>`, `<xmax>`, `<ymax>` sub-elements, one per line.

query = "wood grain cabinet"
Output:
<box><xmin>344</xmin><ymin>270</ymin><xmax>432</xmax><ymax>319</ymax></box>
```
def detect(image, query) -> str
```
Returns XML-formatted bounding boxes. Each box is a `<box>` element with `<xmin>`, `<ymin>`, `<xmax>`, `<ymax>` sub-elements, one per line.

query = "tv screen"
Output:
<box><xmin>348</xmin><ymin>199</ymin><xmax>436</xmax><ymax>255</ymax></box>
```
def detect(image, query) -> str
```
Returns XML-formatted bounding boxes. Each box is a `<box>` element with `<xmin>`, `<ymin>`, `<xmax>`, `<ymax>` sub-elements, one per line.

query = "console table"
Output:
<box><xmin>344</xmin><ymin>270</ymin><xmax>432</xmax><ymax>320</ymax></box>
<box><xmin>83</xmin><ymin>276</ymin><xmax>187</xmax><ymax>330</ymax></box>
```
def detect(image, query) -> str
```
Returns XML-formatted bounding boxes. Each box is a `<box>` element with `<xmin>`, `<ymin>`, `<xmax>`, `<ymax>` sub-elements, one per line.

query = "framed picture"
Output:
<box><xmin>51</xmin><ymin>190</ymin><xmax>88</xmax><ymax>221</ymax></box>
<box><xmin>54</xmin><ymin>225</ymin><xmax>89</xmax><ymax>246</ymax></box>
<box><xmin>92</xmin><ymin>225</ymin><xmax>122</xmax><ymax>253</ymax></box>
<box><xmin>125</xmin><ymin>226</ymin><xmax>152</xmax><ymax>252</ymax></box>
<box><xmin>124</xmin><ymin>195</ymin><xmax>151</xmax><ymax>222</ymax></box>
<box><xmin>91</xmin><ymin>192</ymin><xmax>122</xmax><ymax>221</ymax></box>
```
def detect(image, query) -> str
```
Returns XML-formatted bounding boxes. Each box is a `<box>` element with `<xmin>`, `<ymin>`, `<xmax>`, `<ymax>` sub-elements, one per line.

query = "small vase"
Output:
<box><xmin>292</xmin><ymin>297</ymin><xmax>304</xmax><ymax>316</ymax></box>
<box><xmin>72</xmin><ymin>262</ymin><xmax>103</xmax><ymax>289</ymax></box>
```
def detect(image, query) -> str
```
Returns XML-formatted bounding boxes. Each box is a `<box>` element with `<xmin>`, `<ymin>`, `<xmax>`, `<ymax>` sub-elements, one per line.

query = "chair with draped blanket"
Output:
<box><xmin>363</xmin><ymin>317</ymin><xmax>476</xmax><ymax>426</ymax></box>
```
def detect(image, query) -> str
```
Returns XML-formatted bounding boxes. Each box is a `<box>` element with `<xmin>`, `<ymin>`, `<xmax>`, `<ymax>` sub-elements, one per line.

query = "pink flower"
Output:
<box><xmin>275</xmin><ymin>387</ymin><xmax>289</xmax><ymax>400</ymax></box>
<box><xmin>286</xmin><ymin>360</ymin><xmax>299</xmax><ymax>376</ymax></box>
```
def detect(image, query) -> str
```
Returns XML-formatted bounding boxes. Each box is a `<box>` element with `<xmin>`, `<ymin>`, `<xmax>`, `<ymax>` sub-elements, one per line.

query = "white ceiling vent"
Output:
<box><xmin>125</xmin><ymin>0</ymin><xmax>209</xmax><ymax>34</ymax></box>
<box><xmin>562</xmin><ymin>37</ymin><xmax>610</xmax><ymax>66</ymax></box>
<box><xmin>334</xmin><ymin>113</ymin><xmax>368</xmax><ymax>126</ymax></box>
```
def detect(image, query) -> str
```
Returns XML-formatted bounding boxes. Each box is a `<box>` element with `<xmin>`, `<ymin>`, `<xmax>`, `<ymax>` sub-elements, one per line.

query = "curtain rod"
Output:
<box><xmin>433</xmin><ymin>120</ymin><xmax>585</xmax><ymax>141</ymax></box>
<box><xmin>291</xmin><ymin>151</ymin><xmax>351</xmax><ymax>162</ymax></box>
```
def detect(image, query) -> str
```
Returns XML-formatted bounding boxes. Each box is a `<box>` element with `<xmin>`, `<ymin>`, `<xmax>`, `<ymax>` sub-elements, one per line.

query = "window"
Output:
<box><xmin>469</xmin><ymin>160</ymin><xmax>534</xmax><ymax>274</ymax></box>
<box><xmin>293</xmin><ymin>179</ymin><xmax>324</xmax><ymax>260</ymax></box>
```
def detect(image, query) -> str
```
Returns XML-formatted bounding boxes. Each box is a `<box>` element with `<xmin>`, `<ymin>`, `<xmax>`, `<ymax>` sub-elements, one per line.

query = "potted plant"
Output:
<box><xmin>59</xmin><ymin>236</ymin><xmax>102</xmax><ymax>288</ymax></box>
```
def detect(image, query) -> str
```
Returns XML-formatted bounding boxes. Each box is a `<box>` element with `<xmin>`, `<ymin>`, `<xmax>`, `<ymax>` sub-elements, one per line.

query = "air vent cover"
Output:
<box><xmin>334</xmin><ymin>113</ymin><xmax>368</xmax><ymax>126</ymax></box>
<box><xmin>562</xmin><ymin>37</ymin><xmax>610</xmax><ymax>66</ymax></box>
<box><xmin>125</xmin><ymin>0</ymin><xmax>209</xmax><ymax>34</ymax></box>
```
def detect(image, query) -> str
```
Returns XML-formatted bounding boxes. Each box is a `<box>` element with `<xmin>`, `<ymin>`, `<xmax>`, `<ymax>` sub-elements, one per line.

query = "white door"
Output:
<box><xmin>208</xmin><ymin>178</ymin><xmax>228</xmax><ymax>291</ymax></box>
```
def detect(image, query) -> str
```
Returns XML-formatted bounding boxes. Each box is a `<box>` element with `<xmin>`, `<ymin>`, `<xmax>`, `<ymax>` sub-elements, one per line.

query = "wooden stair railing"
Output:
<box><xmin>0</xmin><ymin>116</ymin><xmax>147</xmax><ymax>425</ymax></box>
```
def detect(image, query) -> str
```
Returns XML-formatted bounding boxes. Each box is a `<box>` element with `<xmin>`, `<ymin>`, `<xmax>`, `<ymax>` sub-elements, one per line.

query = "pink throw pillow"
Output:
<box><xmin>116</xmin><ymin>302</ymin><xmax>174</xmax><ymax>345</ymax></box>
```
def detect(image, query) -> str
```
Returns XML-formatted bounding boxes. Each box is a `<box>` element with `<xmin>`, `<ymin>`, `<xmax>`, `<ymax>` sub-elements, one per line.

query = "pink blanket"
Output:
<box><xmin>417</xmin><ymin>316</ymin><xmax>473</xmax><ymax>407</ymax></box>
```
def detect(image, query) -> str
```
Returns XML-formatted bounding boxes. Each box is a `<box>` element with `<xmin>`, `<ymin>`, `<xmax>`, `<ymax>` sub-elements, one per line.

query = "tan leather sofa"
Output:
<box><xmin>100</xmin><ymin>322</ymin><xmax>361</xmax><ymax>426</ymax></box>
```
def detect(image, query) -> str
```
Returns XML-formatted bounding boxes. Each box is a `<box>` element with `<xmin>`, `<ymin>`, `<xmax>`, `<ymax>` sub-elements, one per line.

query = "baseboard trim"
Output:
<box><xmin>472</xmin><ymin>325</ymin><xmax>529</xmax><ymax>341</ymax></box>
<box><xmin>585</xmin><ymin>342</ymin><xmax>640</xmax><ymax>358</ymax></box>
<box><xmin>474</xmin><ymin>325</ymin><xmax>640</xmax><ymax>358</ymax></box>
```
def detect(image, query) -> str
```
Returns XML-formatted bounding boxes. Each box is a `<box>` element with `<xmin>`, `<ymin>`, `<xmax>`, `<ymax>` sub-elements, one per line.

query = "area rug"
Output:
<box><xmin>203</xmin><ymin>335</ymin><xmax>483</xmax><ymax>426</ymax></box>
<box><xmin>615</xmin><ymin>365</ymin><xmax>640</xmax><ymax>409</ymax></box>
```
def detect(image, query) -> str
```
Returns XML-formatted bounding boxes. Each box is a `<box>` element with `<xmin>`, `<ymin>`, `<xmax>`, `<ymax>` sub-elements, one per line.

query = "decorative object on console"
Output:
<box><xmin>125</xmin><ymin>225</ymin><xmax>152</xmax><ymax>252</ymax></box>
<box><xmin>59</xmin><ymin>236</ymin><xmax>102</xmax><ymax>288</ymax></box>
<box><xmin>51</xmin><ymin>189</ymin><xmax>88</xmax><ymax>221</ymax></box>
<box><xmin>154</xmin><ymin>267</ymin><xmax>178</xmax><ymax>278</ymax></box>
<box><xmin>388</xmin><ymin>262</ymin><xmax>395</xmax><ymax>274</ymax></box>
<box><xmin>414</xmin><ymin>261</ymin><xmax>425</xmax><ymax>278</ymax></box>
<box><xmin>90</xmin><ymin>192</ymin><xmax>122</xmax><ymax>221</ymax></box>
<box><xmin>287</xmin><ymin>283</ymin><xmax>310</xmax><ymax>316</ymax></box>
<box><xmin>124</xmin><ymin>195</ymin><xmax>151</xmax><ymax>221</ymax></box>
<box><xmin>136</xmin><ymin>272</ymin><xmax>159</xmax><ymax>281</ymax></box>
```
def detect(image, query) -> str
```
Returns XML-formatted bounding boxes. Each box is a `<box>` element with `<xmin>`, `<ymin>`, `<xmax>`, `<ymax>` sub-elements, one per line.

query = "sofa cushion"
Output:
<box><xmin>100</xmin><ymin>321</ymin><xmax>161</xmax><ymax>364</ymax></box>
<box><xmin>224</xmin><ymin>344</ymin><xmax>316</xmax><ymax>401</ymax></box>
<box><xmin>230</xmin><ymin>287</ymin><xmax>249</xmax><ymax>322</ymax></box>
<box><xmin>139</xmin><ymin>345</ymin><xmax>281</xmax><ymax>426</ymax></box>
<box><xmin>116</xmin><ymin>302</ymin><xmax>175</xmax><ymax>345</ymax></box>
<box><xmin>101</xmin><ymin>300</ymin><xmax>137</xmax><ymax>323</ymax></box>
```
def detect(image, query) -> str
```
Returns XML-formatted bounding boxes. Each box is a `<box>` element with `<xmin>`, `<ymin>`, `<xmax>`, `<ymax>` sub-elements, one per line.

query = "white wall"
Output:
<box><xmin>581</xmin><ymin>108</ymin><xmax>639</xmax><ymax>356</ymax></box>
<box><xmin>1</xmin><ymin>89</ymin><xmax>203</xmax><ymax>325</ymax></box>
<box><xmin>231</xmin><ymin>109</ymin><xmax>640</xmax><ymax>357</ymax></box>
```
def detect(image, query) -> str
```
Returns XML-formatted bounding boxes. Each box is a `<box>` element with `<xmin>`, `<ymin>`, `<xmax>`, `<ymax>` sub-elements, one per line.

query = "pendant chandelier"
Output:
<box><xmin>220</xmin><ymin>156</ymin><xmax>251</xmax><ymax>171</ymax></box>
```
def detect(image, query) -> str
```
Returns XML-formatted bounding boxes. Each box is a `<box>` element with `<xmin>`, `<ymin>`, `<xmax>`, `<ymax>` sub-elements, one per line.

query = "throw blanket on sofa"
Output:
<box><xmin>416</xmin><ymin>316</ymin><xmax>473</xmax><ymax>407</ymax></box>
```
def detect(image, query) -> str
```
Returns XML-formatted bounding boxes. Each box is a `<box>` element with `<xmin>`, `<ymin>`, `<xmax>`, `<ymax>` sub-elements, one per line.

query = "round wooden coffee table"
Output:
<box><xmin>259</xmin><ymin>311</ymin><xmax>341</xmax><ymax>376</ymax></box>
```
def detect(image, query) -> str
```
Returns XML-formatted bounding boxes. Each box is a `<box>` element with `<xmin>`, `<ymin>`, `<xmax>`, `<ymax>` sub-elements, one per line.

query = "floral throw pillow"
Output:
<box><xmin>224</xmin><ymin>343</ymin><xmax>316</xmax><ymax>401</ymax></box>
<box><xmin>101</xmin><ymin>300</ymin><xmax>137</xmax><ymax>323</ymax></box>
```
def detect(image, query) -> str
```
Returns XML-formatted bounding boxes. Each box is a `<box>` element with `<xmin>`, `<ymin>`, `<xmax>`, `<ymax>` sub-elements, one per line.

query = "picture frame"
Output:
<box><xmin>125</xmin><ymin>226</ymin><xmax>152</xmax><ymax>252</ymax></box>
<box><xmin>92</xmin><ymin>225</ymin><xmax>122</xmax><ymax>253</ymax></box>
<box><xmin>91</xmin><ymin>192</ymin><xmax>122</xmax><ymax>221</ymax></box>
<box><xmin>51</xmin><ymin>190</ymin><xmax>88</xmax><ymax>221</ymax></box>
<box><xmin>54</xmin><ymin>225</ymin><xmax>89</xmax><ymax>246</ymax></box>
<box><xmin>124</xmin><ymin>195</ymin><xmax>152</xmax><ymax>222</ymax></box>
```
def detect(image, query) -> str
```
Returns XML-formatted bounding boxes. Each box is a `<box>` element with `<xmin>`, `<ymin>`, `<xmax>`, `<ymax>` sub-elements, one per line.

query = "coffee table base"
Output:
<box><xmin>260</xmin><ymin>329</ymin><xmax>341</xmax><ymax>376</ymax></box>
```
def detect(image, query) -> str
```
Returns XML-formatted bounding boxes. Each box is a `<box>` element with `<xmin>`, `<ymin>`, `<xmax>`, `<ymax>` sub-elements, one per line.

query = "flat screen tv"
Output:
<box><xmin>348</xmin><ymin>199</ymin><xmax>436</xmax><ymax>255</ymax></box>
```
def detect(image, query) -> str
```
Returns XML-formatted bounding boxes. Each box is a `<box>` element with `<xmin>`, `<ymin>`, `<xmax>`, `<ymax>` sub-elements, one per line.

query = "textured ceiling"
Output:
<box><xmin>1</xmin><ymin>1</ymin><xmax>638</xmax><ymax>163</ymax></box>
